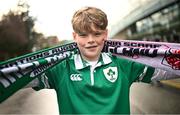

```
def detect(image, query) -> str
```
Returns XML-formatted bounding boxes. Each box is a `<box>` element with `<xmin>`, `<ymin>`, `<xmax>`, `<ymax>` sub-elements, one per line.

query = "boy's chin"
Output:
<box><xmin>84</xmin><ymin>54</ymin><xmax>100</xmax><ymax>60</ymax></box>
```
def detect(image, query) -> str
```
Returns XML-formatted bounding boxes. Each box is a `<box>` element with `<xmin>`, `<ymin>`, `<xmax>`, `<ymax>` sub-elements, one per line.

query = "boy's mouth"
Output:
<box><xmin>85</xmin><ymin>46</ymin><xmax>97</xmax><ymax>49</ymax></box>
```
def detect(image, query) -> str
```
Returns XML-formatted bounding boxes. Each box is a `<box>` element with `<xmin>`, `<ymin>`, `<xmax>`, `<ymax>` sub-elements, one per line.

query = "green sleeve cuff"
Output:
<box><xmin>142</xmin><ymin>66</ymin><xmax>155</xmax><ymax>83</ymax></box>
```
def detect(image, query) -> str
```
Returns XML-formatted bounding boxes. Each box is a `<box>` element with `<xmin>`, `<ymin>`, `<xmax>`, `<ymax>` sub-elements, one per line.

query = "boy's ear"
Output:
<box><xmin>72</xmin><ymin>32</ymin><xmax>77</xmax><ymax>41</ymax></box>
<box><xmin>104</xmin><ymin>29</ymin><xmax>108</xmax><ymax>40</ymax></box>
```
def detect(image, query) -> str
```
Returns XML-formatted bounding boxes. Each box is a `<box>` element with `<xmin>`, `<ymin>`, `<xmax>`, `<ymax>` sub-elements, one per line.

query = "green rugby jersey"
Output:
<box><xmin>34</xmin><ymin>52</ymin><xmax>155</xmax><ymax>114</ymax></box>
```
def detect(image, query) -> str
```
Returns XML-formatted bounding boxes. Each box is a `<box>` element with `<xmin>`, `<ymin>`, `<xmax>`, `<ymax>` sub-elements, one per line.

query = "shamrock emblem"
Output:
<box><xmin>103</xmin><ymin>67</ymin><xmax>118</xmax><ymax>83</ymax></box>
<box><xmin>107</xmin><ymin>69</ymin><xmax>116</xmax><ymax>80</ymax></box>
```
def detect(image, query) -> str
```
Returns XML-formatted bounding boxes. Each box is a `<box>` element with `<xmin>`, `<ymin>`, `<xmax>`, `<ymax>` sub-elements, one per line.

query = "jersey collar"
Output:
<box><xmin>74</xmin><ymin>53</ymin><xmax>112</xmax><ymax>70</ymax></box>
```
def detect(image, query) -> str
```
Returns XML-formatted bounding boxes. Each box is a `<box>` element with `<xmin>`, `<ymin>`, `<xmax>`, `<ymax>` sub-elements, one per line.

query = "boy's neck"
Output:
<box><xmin>81</xmin><ymin>54</ymin><xmax>100</xmax><ymax>62</ymax></box>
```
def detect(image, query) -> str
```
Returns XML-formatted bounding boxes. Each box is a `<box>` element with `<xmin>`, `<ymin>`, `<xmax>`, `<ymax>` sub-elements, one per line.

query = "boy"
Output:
<box><xmin>32</xmin><ymin>6</ymin><xmax>156</xmax><ymax>114</ymax></box>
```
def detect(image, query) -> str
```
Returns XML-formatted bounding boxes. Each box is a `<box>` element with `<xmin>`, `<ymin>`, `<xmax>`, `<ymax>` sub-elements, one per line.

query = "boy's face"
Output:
<box><xmin>73</xmin><ymin>28</ymin><xmax>108</xmax><ymax>61</ymax></box>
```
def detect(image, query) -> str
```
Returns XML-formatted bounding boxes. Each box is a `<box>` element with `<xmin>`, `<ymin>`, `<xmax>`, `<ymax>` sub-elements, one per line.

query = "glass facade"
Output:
<box><xmin>127</xmin><ymin>2</ymin><xmax>180</xmax><ymax>43</ymax></box>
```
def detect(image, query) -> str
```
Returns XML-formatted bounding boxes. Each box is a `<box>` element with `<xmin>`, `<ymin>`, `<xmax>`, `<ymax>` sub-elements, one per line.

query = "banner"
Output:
<box><xmin>0</xmin><ymin>39</ymin><xmax>179</xmax><ymax>103</ymax></box>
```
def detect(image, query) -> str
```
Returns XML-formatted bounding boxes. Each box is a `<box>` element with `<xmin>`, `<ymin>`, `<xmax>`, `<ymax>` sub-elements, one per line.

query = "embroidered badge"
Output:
<box><xmin>103</xmin><ymin>67</ymin><xmax>118</xmax><ymax>82</ymax></box>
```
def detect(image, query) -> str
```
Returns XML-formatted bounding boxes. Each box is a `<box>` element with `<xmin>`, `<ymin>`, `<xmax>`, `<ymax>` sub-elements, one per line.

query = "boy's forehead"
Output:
<box><xmin>78</xmin><ymin>24</ymin><xmax>105</xmax><ymax>33</ymax></box>
<box><xmin>78</xmin><ymin>29</ymin><xmax>105</xmax><ymax>34</ymax></box>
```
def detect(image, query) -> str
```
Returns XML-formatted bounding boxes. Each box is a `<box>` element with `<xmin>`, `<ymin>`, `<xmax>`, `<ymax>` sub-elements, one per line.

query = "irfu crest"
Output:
<box><xmin>103</xmin><ymin>67</ymin><xmax>118</xmax><ymax>82</ymax></box>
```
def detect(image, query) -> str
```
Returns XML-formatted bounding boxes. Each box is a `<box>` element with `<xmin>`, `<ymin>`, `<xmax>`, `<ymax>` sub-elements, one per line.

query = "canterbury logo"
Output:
<box><xmin>70</xmin><ymin>74</ymin><xmax>82</xmax><ymax>81</ymax></box>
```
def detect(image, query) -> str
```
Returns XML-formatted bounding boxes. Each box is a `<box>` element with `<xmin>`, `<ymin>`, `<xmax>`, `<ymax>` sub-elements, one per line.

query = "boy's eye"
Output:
<box><xmin>94</xmin><ymin>32</ymin><xmax>102</xmax><ymax>36</ymax></box>
<box><xmin>78</xmin><ymin>33</ymin><xmax>87</xmax><ymax>37</ymax></box>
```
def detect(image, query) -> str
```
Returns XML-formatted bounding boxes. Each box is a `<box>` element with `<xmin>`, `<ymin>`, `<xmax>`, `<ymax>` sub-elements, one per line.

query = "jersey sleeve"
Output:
<box><xmin>32</xmin><ymin>72</ymin><xmax>53</xmax><ymax>91</ymax></box>
<box><xmin>131</xmin><ymin>62</ymin><xmax>155</xmax><ymax>84</ymax></box>
<box><xmin>32</xmin><ymin>60</ymin><xmax>66</xmax><ymax>91</ymax></box>
<box><xmin>116</xmin><ymin>57</ymin><xmax>155</xmax><ymax>85</ymax></box>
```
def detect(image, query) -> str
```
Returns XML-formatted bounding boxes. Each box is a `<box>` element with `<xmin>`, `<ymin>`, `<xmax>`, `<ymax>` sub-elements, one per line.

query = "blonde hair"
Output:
<box><xmin>71</xmin><ymin>6</ymin><xmax>108</xmax><ymax>34</ymax></box>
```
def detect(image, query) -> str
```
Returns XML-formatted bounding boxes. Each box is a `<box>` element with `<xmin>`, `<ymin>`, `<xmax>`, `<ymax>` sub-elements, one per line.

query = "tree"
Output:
<box><xmin>0</xmin><ymin>1</ymin><xmax>38</xmax><ymax>61</ymax></box>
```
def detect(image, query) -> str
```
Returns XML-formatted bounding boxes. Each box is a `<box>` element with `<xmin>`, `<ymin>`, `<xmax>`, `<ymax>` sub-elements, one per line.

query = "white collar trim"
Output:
<box><xmin>74</xmin><ymin>53</ymin><xmax>112</xmax><ymax>70</ymax></box>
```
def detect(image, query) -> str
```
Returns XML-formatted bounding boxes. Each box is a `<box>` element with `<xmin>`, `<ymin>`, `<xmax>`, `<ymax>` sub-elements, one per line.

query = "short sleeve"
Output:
<box><xmin>128</xmin><ymin>61</ymin><xmax>155</xmax><ymax>84</ymax></box>
<box><xmin>32</xmin><ymin>72</ymin><xmax>54</xmax><ymax>91</ymax></box>
<box><xmin>32</xmin><ymin>59</ymin><xmax>67</xmax><ymax>91</ymax></box>
<box><xmin>115</xmin><ymin>57</ymin><xmax>155</xmax><ymax>85</ymax></box>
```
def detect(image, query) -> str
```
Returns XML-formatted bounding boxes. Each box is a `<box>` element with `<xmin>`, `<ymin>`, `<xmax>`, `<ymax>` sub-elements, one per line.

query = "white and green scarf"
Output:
<box><xmin>0</xmin><ymin>39</ymin><xmax>180</xmax><ymax>103</ymax></box>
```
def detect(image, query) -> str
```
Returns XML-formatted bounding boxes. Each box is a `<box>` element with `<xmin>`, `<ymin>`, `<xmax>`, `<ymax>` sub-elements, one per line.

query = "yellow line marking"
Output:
<box><xmin>161</xmin><ymin>78</ymin><xmax>180</xmax><ymax>89</ymax></box>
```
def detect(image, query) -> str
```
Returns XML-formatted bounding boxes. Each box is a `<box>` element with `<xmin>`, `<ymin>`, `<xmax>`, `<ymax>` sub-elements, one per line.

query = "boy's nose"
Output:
<box><xmin>87</xmin><ymin>35</ymin><xmax>95</xmax><ymax>43</ymax></box>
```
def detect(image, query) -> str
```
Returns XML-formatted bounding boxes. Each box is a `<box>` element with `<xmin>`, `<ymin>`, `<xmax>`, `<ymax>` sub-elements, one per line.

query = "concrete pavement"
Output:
<box><xmin>0</xmin><ymin>88</ymin><xmax>59</xmax><ymax>114</ymax></box>
<box><xmin>130</xmin><ymin>82</ymin><xmax>180</xmax><ymax>114</ymax></box>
